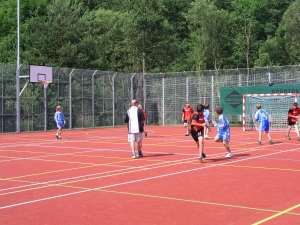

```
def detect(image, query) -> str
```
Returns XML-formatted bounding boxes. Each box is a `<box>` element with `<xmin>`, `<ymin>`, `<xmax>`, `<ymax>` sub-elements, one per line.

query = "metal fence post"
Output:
<box><xmin>211</xmin><ymin>75</ymin><xmax>214</xmax><ymax>121</ymax></box>
<box><xmin>69</xmin><ymin>69</ymin><xmax>75</xmax><ymax>130</ymax></box>
<box><xmin>92</xmin><ymin>70</ymin><xmax>97</xmax><ymax>128</ymax></box>
<box><xmin>143</xmin><ymin>77</ymin><xmax>146</xmax><ymax>110</ymax></box>
<box><xmin>131</xmin><ymin>73</ymin><xmax>136</xmax><ymax>100</ymax></box>
<box><xmin>112</xmin><ymin>72</ymin><xmax>117</xmax><ymax>127</ymax></box>
<box><xmin>185</xmin><ymin>72</ymin><xmax>188</xmax><ymax>101</ymax></box>
<box><xmin>162</xmin><ymin>73</ymin><xmax>165</xmax><ymax>126</ymax></box>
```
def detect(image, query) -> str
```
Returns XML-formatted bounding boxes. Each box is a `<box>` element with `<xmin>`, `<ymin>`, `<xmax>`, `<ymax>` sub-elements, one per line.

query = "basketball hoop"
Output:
<box><xmin>39</xmin><ymin>80</ymin><xmax>50</xmax><ymax>88</ymax></box>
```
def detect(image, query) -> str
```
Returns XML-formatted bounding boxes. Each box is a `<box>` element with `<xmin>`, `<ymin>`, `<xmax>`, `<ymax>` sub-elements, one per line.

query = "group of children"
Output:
<box><xmin>182</xmin><ymin>101</ymin><xmax>300</xmax><ymax>161</ymax></box>
<box><xmin>54</xmin><ymin>100</ymin><xmax>300</xmax><ymax>161</ymax></box>
<box><xmin>183</xmin><ymin>102</ymin><xmax>232</xmax><ymax>161</ymax></box>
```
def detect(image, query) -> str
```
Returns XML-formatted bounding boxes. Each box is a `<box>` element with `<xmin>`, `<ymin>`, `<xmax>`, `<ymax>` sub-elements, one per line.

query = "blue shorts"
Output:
<box><xmin>57</xmin><ymin>121</ymin><xmax>64</xmax><ymax>128</ymax></box>
<box><xmin>216</xmin><ymin>131</ymin><xmax>230</xmax><ymax>142</ymax></box>
<box><xmin>260</xmin><ymin>120</ymin><xmax>269</xmax><ymax>132</ymax></box>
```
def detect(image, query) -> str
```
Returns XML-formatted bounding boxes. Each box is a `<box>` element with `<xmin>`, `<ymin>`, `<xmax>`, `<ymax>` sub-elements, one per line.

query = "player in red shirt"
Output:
<box><xmin>182</xmin><ymin>102</ymin><xmax>194</xmax><ymax>136</ymax></box>
<box><xmin>286</xmin><ymin>102</ymin><xmax>300</xmax><ymax>141</ymax></box>
<box><xmin>191</xmin><ymin>104</ymin><xmax>211</xmax><ymax>161</ymax></box>
<box><xmin>138</xmin><ymin>104</ymin><xmax>148</xmax><ymax>137</ymax></box>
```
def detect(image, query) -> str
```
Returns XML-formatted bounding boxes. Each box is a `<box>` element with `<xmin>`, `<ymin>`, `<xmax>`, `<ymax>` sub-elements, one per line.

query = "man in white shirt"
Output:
<box><xmin>125</xmin><ymin>100</ymin><xmax>145</xmax><ymax>158</ymax></box>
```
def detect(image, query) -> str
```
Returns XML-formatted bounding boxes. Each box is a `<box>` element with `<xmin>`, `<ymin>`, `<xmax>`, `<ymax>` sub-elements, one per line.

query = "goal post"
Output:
<box><xmin>242</xmin><ymin>93</ymin><xmax>298</xmax><ymax>131</ymax></box>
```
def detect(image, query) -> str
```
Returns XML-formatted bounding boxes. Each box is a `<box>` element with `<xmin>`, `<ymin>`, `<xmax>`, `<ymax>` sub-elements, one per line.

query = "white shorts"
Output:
<box><xmin>128</xmin><ymin>133</ymin><xmax>143</xmax><ymax>142</ymax></box>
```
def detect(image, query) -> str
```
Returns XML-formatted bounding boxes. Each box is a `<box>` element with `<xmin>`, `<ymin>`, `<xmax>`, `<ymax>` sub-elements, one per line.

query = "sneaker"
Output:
<box><xmin>137</xmin><ymin>150</ymin><xmax>143</xmax><ymax>157</ymax></box>
<box><xmin>199</xmin><ymin>156</ymin><xmax>204</xmax><ymax>161</ymax></box>
<box><xmin>225</xmin><ymin>153</ymin><xmax>233</xmax><ymax>158</ymax></box>
<box><xmin>58</xmin><ymin>136</ymin><xmax>61</xmax><ymax>140</ymax></box>
<box><xmin>286</xmin><ymin>136</ymin><xmax>291</xmax><ymax>140</ymax></box>
<box><xmin>144</xmin><ymin>132</ymin><xmax>147</xmax><ymax>137</ymax></box>
<box><xmin>185</xmin><ymin>133</ymin><xmax>189</xmax><ymax>136</ymax></box>
<box><xmin>298</xmin><ymin>137</ymin><xmax>300</xmax><ymax>141</ymax></box>
<box><xmin>56</xmin><ymin>135</ymin><xmax>59</xmax><ymax>140</ymax></box>
<box><xmin>257</xmin><ymin>141</ymin><xmax>262</xmax><ymax>145</ymax></box>
<box><xmin>132</xmin><ymin>154</ymin><xmax>137</xmax><ymax>159</ymax></box>
<box><xmin>270</xmin><ymin>140</ymin><xmax>273</xmax><ymax>145</ymax></box>
<box><xmin>202</xmin><ymin>153</ymin><xmax>206</xmax><ymax>159</ymax></box>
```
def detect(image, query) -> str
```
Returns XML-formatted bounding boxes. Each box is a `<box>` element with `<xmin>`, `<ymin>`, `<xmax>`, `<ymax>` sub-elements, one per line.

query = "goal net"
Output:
<box><xmin>243</xmin><ymin>93</ymin><xmax>298</xmax><ymax>131</ymax></box>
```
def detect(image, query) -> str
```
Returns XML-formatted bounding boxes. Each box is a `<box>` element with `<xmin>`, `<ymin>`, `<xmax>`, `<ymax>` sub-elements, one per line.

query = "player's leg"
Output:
<box><xmin>198</xmin><ymin>136</ymin><xmax>204</xmax><ymax>160</ymax></box>
<box><xmin>286</xmin><ymin>124</ymin><xmax>292</xmax><ymax>140</ymax></box>
<box><xmin>184</xmin><ymin>121</ymin><xmax>189</xmax><ymax>136</ymax></box>
<box><xmin>137</xmin><ymin>133</ymin><xmax>144</xmax><ymax>157</ymax></box>
<box><xmin>214</xmin><ymin>134</ymin><xmax>222</xmax><ymax>142</ymax></box>
<box><xmin>266</xmin><ymin>131</ymin><xmax>273</xmax><ymax>144</ymax></box>
<box><xmin>128</xmin><ymin>134</ymin><xmax>137</xmax><ymax>158</ymax></box>
<box><xmin>257</xmin><ymin>130</ymin><xmax>262</xmax><ymax>144</ymax></box>
<box><xmin>223</xmin><ymin>141</ymin><xmax>233</xmax><ymax>158</ymax></box>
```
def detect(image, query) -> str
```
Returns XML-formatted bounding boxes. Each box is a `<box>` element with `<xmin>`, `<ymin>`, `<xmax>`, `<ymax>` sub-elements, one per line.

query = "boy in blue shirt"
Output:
<box><xmin>54</xmin><ymin>105</ymin><xmax>66</xmax><ymax>140</ymax></box>
<box><xmin>212</xmin><ymin>106</ymin><xmax>233</xmax><ymax>158</ymax></box>
<box><xmin>254</xmin><ymin>104</ymin><xmax>273</xmax><ymax>145</ymax></box>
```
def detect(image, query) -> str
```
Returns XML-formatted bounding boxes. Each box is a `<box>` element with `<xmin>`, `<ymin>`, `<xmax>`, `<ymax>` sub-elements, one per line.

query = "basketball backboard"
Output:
<box><xmin>29</xmin><ymin>65</ymin><xmax>53</xmax><ymax>83</ymax></box>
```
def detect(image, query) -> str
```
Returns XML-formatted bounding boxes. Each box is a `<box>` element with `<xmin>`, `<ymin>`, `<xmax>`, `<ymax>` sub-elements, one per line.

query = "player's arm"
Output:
<box><xmin>182</xmin><ymin>109</ymin><xmax>185</xmax><ymax>121</ymax></box>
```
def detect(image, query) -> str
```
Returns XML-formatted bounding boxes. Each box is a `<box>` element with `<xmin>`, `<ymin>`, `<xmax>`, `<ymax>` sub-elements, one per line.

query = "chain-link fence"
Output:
<box><xmin>1</xmin><ymin>63</ymin><xmax>300</xmax><ymax>133</ymax></box>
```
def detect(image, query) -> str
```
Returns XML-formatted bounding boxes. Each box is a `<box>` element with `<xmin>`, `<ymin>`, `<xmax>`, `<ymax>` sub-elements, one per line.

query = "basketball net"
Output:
<box><xmin>39</xmin><ymin>80</ymin><xmax>50</xmax><ymax>88</ymax></box>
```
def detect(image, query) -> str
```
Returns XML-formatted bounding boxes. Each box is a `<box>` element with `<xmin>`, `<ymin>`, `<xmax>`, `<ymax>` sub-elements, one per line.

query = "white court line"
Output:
<box><xmin>1</xmin><ymin>146</ymin><xmax>299</xmax><ymax>210</ymax></box>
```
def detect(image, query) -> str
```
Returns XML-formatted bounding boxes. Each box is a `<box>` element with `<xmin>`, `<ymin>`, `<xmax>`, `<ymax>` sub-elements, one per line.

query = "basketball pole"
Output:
<box><xmin>16</xmin><ymin>0</ymin><xmax>21</xmax><ymax>133</ymax></box>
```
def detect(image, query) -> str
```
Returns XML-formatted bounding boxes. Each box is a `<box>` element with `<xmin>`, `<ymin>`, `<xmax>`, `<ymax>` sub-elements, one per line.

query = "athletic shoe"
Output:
<box><xmin>286</xmin><ymin>136</ymin><xmax>291</xmax><ymax>140</ymax></box>
<box><xmin>58</xmin><ymin>136</ymin><xmax>61</xmax><ymax>140</ymax></box>
<box><xmin>132</xmin><ymin>154</ymin><xmax>137</xmax><ymax>159</ymax></box>
<box><xmin>298</xmin><ymin>136</ymin><xmax>300</xmax><ymax>141</ymax></box>
<box><xmin>144</xmin><ymin>132</ymin><xmax>147</xmax><ymax>137</ymax></box>
<box><xmin>56</xmin><ymin>135</ymin><xmax>59</xmax><ymax>140</ymax></box>
<box><xmin>257</xmin><ymin>141</ymin><xmax>262</xmax><ymax>145</ymax></box>
<box><xmin>185</xmin><ymin>133</ymin><xmax>189</xmax><ymax>136</ymax></box>
<box><xmin>199</xmin><ymin>156</ymin><xmax>204</xmax><ymax>161</ymax></box>
<box><xmin>202</xmin><ymin>153</ymin><xmax>206</xmax><ymax>158</ymax></box>
<box><xmin>137</xmin><ymin>150</ymin><xmax>143</xmax><ymax>157</ymax></box>
<box><xmin>270</xmin><ymin>140</ymin><xmax>273</xmax><ymax>145</ymax></box>
<box><xmin>225</xmin><ymin>153</ymin><xmax>233</xmax><ymax>158</ymax></box>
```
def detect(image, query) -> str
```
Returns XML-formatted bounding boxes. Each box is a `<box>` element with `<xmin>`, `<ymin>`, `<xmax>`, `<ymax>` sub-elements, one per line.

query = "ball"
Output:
<box><xmin>268</xmin><ymin>81</ymin><xmax>274</xmax><ymax>86</ymax></box>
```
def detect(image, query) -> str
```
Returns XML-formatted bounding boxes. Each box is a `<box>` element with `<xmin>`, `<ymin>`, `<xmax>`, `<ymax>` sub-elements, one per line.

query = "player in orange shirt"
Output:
<box><xmin>286</xmin><ymin>102</ymin><xmax>300</xmax><ymax>141</ymax></box>
<box><xmin>182</xmin><ymin>101</ymin><xmax>194</xmax><ymax>136</ymax></box>
<box><xmin>138</xmin><ymin>104</ymin><xmax>148</xmax><ymax>137</ymax></box>
<box><xmin>191</xmin><ymin>104</ymin><xmax>211</xmax><ymax>161</ymax></box>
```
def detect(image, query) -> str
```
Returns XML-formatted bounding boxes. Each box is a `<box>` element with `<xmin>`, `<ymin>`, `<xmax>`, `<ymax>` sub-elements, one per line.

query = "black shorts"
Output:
<box><xmin>191</xmin><ymin>129</ymin><xmax>204</xmax><ymax>142</ymax></box>
<box><xmin>183</xmin><ymin>120</ymin><xmax>189</xmax><ymax>123</ymax></box>
<box><xmin>287</xmin><ymin>121</ymin><xmax>298</xmax><ymax>126</ymax></box>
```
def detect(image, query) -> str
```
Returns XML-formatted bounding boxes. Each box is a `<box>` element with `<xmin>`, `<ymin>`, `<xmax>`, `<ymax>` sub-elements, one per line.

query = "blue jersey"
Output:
<box><xmin>254</xmin><ymin>109</ymin><xmax>268</xmax><ymax>122</ymax></box>
<box><xmin>255</xmin><ymin>109</ymin><xmax>270</xmax><ymax>132</ymax></box>
<box><xmin>204</xmin><ymin>109</ymin><xmax>210</xmax><ymax>123</ymax></box>
<box><xmin>214</xmin><ymin>114</ymin><xmax>230</xmax><ymax>142</ymax></box>
<box><xmin>54</xmin><ymin>111</ymin><xmax>65</xmax><ymax>122</ymax></box>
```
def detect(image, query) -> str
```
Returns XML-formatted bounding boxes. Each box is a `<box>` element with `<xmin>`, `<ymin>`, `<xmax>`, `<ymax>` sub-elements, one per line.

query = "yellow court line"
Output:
<box><xmin>99</xmin><ymin>189</ymin><xmax>300</xmax><ymax>217</ymax></box>
<box><xmin>2</xmin><ymin>176</ymin><xmax>300</xmax><ymax>217</ymax></box>
<box><xmin>1</xmin><ymin>159</ymin><xmax>133</xmax><ymax>180</ymax></box>
<box><xmin>252</xmin><ymin>203</ymin><xmax>300</xmax><ymax>224</ymax></box>
<box><xmin>222</xmin><ymin>164</ymin><xmax>300</xmax><ymax>173</ymax></box>
<box><xmin>0</xmin><ymin>158</ymin><xmax>199</xmax><ymax>196</ymax></box>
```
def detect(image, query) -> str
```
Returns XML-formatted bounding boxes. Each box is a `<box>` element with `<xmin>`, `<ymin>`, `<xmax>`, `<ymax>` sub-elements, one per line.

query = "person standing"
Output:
<box><xmin>182</xmin><ymin>102</ymin><xmax>194</xmax><ymax>136</ymax></box>
<box><xmin>212</xmin><ymin>106</ymin><xmax>233</xmax><ymax>158</ymax></box>
<box><xmin>286</xmin><ymin>102</ymin><xmax>300</xmax><ymax>141</ymax></box>
<box><xmin>54</xmin><ymin>106</ymin><xmax>66</xmax><ymax>140</ymax></box>
<box><xmin>191</xmin><ymin>104</ymin><xmax>211</xmax><ymax>161</ymax></box>
<box><xmin>254</xmin><ymin>104</ymin><xmax>273</xmax><ymax>145</ymax></box>
<box><xmin>138</xmin><ymin>104</ymin><xmax>148</xmax><ymax>137</ymax></box>
<box><xmin>125</xmin><ymin>100</ymin><xmax>145</xmax><ymax>158</ymax></box>
<box><xmin>203</xmin><ymin>104</ymin><xmax>210</xmax><ymax>139</ymax></box>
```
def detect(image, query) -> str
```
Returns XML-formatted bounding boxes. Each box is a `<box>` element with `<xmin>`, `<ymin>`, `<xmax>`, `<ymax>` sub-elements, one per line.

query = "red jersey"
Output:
<box><xmin>142</xmin><ymin>110</ymin><xmax>147</xmax><ymax>125</ymax></box>
<box><xmin>191</xmin><ymin>112</ymin><xmax>205</xmax><ymax>131</ymax></box>
<box><xmin>288</xmin><ymin>107</ymin><xmax>300</xmax><ymax>122</ymax></box>
<box><xmin>182</xmin><ymin>106</ymin><xmax>194</xmax><ymax>121</ymax></box>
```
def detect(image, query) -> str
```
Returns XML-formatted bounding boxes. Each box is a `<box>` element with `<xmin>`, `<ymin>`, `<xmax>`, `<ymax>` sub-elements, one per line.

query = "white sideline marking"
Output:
<box><xmin>1</xmin><ymin>147</ymin><xmax>299</xmax><ymax>210</ymax></box>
